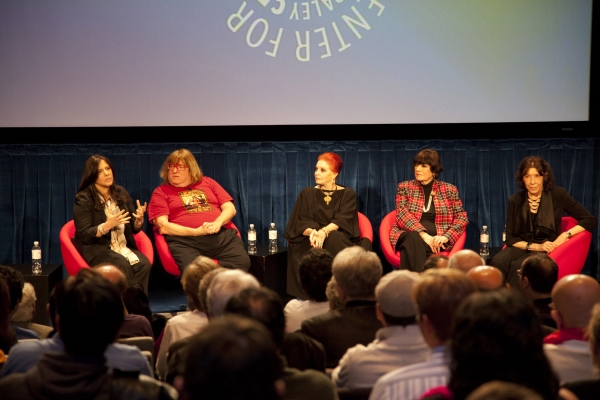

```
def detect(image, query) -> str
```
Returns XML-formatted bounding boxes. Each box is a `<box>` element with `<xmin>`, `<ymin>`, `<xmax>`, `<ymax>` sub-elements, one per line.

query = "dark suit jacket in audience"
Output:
<box><xmin>301</xmin><ymin>300</ymin><xmax>382</xmax><ymax>368</ymax></box>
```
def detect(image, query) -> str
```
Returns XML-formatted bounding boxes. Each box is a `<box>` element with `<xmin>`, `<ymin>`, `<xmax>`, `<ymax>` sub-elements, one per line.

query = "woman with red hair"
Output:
<box><xmin>285</xmin><ymin>152</ymin><xmax>371</xmax><ymax>299</ymax></box>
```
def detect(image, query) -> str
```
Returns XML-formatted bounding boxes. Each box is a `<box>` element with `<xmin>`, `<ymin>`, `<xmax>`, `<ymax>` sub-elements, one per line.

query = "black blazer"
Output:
<box><xmin>73</xmin><ymin>186</ymin><xmax>141</xmax><ymax>263</ymax></box>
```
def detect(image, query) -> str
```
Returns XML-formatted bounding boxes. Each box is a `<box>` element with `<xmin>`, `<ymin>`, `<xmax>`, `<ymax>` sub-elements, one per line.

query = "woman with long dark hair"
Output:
<box><xmin>73</xmin><ymin>155</ymin><xmax>151</xmax><ymax>293</ymax></box>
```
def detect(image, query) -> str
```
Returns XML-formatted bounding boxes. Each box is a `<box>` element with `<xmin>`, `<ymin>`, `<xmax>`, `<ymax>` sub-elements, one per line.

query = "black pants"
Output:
<box><xmin>89</xmin><ymin>248</ymin><xmax>152</xmax><ymax>294</ymax></box>
<box><xmin>489</xmin><ymin>247</ymin><xmax>531</xmax><ymax>289</ymax></box>
<box><xmin>395</xmin><ymin>231</ymin><xmax>432</xmax><ymax>273</ymax></box>
<box><xmin>166</xmin><ymin>228</ymin><xmax>251</xmax><ymax>275</ymax></box>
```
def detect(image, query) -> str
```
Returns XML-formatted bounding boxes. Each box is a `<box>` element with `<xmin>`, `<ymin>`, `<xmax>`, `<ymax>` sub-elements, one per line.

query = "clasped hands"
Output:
<box><xmin>309</xmin><ymin>229</ymin><xmax>327</xmax><ymax>249</ymax></box>
<box><xmin>420</xmin><ymin>232</ymin><xmax>448</xmax><ymax>253</ymax></box>
<box><xmin>200</xmin><ymin>221</ymin><xmax>222</xmax><ymax>235</ymax></box>
<box><xmin>104</xmin><ymin>200</ymin><xmax>147</xmax><ymax>231</ymax></box>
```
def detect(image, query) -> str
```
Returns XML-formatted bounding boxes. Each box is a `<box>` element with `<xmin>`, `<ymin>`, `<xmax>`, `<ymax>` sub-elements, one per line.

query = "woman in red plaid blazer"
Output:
<box><xmin>389</xmin><ymin>149</ymin><xmax>468</xmax><ymax>271</ymax></box>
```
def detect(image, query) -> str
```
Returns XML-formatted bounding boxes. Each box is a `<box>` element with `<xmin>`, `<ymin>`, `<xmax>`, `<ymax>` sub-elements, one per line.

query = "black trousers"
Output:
<box><xmin>489</xmin><ymin>247</ymin><xmax>531</xmax><ymax>289</ymax></box>
<box><xmin>89</xmin><ymin>248</ymin><xmax>152</xmax><ymax>294</ymax></box>
<box><xmin>166</xmin><ymin>228</ymin><xmax>251</xmax><ymax>275</ymax></box>
<box><xmin>395</xmin><ymin>231</ymin><xmax>432</xmax><ymax>273</ymax></box>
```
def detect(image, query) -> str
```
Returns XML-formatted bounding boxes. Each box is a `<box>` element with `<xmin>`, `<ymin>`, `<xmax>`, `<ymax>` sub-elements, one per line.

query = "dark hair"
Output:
<box><xmin>57</xmin><ymin>269</ymin><xmax>124</xmax><ymax>358</ymax></box>
<box><xmin>520</xmin><ymin>254</ymin><xmax>558</xmax><ymax>294</ymax></box>
<box><xmin>515</xmin><ymin>156</ymin><xmax>555</xmax><ymax>191</ymax></box>
<box><xmin>0</xmin><ymin>277</ymin><xmax>17</xmax><ymax>353</ymax></box>
<box><xmin>225</xmin><ymin>287</ymin><xmax>286</xmax><ymax>348</ymax></box>
<box><xmin>318</xmin><ymin>152</ymin><xmax>343</xmax><ymax>174</ymax></box>
<box><xmin>183</xmin><ymin>315</ymin><xmax>281</xmax><ymax>400</ymax></box>
<box><xmin>299</xmin><ymin>249</ymin><xmax>333</xmax><ymax>302</ymax></box>
<box><xmin>0</xmin><ymin>266</ymin><xmax>24</xmax><ymax>312</ymax></box>
<box><xmin>122</xmin><ymin>282</ymin><xmax>152</xmax><ymax>320</ymax></box>
<box><xmin>448</xmin><ymin>290</ymin><xmax>558</xmax><ymax>400</ymax></box>
<box><xmin>423</xmin><ymin>254</ymin><xmax>449</xmax><ymax>271</ymax></box>
<box><xmin>76</xmin><ymin>155</ymin><xmax>128</xmax><ymax>210</ymax></box>
<box><xmin>413</xmin><ymin>149</ymin><xmax>444</xmax><ymax>177</ymax></box>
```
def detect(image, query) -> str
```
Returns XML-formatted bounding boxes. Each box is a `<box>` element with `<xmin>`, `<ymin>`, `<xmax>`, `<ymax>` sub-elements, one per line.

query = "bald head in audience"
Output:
<box><xmin>467</xmin><ymin>266</ymin><xmax>505</xmax><ymax>291</ymax></box>
<box><xmin>206</xmin><ymin>270</ymin><xmax>260</xmax><ymax>318</ymax></box>
<box><xmin>94</xmin><ymin>264</ymin><xmax>127</xmax><ymax>295</ymax></box>
<box><xmin>448</xmin><ymin>250</ymin><xmax>485</xmax><ymax>274</ymax></box>
<box><xmin>551</xmin><ymin>274</ymin><xmax>600</xmax><ymax>330</ymax></box>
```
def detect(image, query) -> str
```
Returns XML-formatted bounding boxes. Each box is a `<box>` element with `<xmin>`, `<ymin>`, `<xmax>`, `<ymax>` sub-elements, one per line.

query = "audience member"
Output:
<box><xmin>284</xmin><ymin>249</ymin><xmax>332</xmax><ymax>332</ymax></box>
<box><xmin>333</xmin><ymin>270</ymin><xmax>428</xmax><ymax>389</ymax></box>
<box><xmin>0</xmin><ymin>269</ymin><xmax>174</xmax><ymax>399</ymax></box>
<box><xmin>465</xmin><ymin>381</ymin><xmax>543</xmax><ymax>400</ymax></box>
<box><xmin>543</xmin><ymin>274</ymin><xmax>600</xmax><ymax>384</ymax></box>
<box><xmin>155</xmin><ymin>256</ymin><xmax>217</xmax><ymax>380</ymax></box>
<box><xmin>423</xmin><ymin>254</ymin><xmax>449</xmax><ymax>270</ymax></box>
<box><xmin>226</xmin><ymin>287</ymin><xmax>338</xmax><ymax>400</ymax></box>
<box><xmin>175</xmin><ymin>315</ymin><xmax>282</xmax><ymax>400</ymax></box>
<box><xmin>562</xmin><ymin>303</ymin><xmax>600</xmax><ymax>399</ymax></box>
<box><xmin>0</xmin><ymin>270</ymin><xmax>153</xmax><ymax>378</ymax></box>
<box><xmin>518</xmin><ymin>253</ymin><xmax>558</xmax><ymax>329</ymax></box>
<box><xmin>302</xmin><ymin>247</ymin><xmax>383</xmax><ymax>368</ymax></box>
<box><xmin>95</xmin><ymin>264</ymin><xmax>154</xmax><ymax>339</ymax></box>
<box><xmin>466</xmin><ymin>266</ymin><xmax>505</xmax><ymax>291</ymax></box>
<box><xmin>370</xmin><ymin>268</ymin><xmax>477</xmax><ymax>400</ymax></box>
<box><xmin>447</xmin><ymin>250</ymin><xmax>485</xmax><ymax>274</ymax></box>
<box><xmin>11</xmin><ymin>282</ymin><xmax>53</xmax><ymax>339</ymax></box>
<box><xmin>122</xmin><ymin>282</ymin><xmax>167</xmax><ymax>340</ymax></box>
<box><xmin>422</xmin><ymin>289</ymin><xmax>558</xmax><ymax>400</ymax></box>
<box><xmin>0</xmin><ymin>277</ymin><xmax>17</xmax><ymax>354</ymax></box>
<box><xmin>326</xmin><ymin>277</ymin><xmax>343</xmax><ymax>311</ymax></box>
<box><xmin>0</xmin><ymin>266</ymin><xmax>39</xmax><ymax>340</ymax></box>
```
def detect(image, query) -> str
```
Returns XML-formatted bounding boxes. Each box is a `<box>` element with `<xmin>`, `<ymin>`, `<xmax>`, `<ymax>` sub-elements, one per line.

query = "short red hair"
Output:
<box><xmin>318</xmin><ymin>152</ymin><xmax>343</xmax><ymax>174</ymax></box>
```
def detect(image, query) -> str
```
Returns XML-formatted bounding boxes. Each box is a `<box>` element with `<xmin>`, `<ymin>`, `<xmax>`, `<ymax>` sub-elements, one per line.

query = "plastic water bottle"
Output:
<box><xmin>248</xmin><ymin>224</ymin><xmax>257</xmax><ymax>255</ymax></box>
<box><xmin>268</xmin><ymin>222</ymin><xmax>278</xmax><ymax>253</ymax></box>
<box><xmin>480</xmin><ymin>225</ymin><xmax>489</xmax><ymax>259</ymax></box>
<box><xmin>32</xmin><ymin>241</ymin><xmax>42</xmax><ymax>275</ymax></box>
<box><xmin>502</xmin><ymin>225</ymin><xmax>506</xmax><ymax>243</ymax></box>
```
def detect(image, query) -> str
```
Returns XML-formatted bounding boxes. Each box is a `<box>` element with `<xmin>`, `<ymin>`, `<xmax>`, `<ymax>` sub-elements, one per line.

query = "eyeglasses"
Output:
<box><xmin>517</xmin><ymin>269</ymin><xmax>523</xmax><ymax>278</ymax></box>
<box><xmin>168</xmin><ymin>163</ymin><xmax>189</xmax><ymax>171</ymax></box>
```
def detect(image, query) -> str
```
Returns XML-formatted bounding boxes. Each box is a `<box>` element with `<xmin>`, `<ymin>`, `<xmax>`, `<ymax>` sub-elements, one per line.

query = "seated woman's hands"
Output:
<box><xmin>419</xmin><ymin>232</ymin><xmax>448</xmax><ymax>253</ymax></box>
<box><xmin>102</xmin><ymin>209</ymin><xmax>131</xmax><ymax>232</ymax></box>
<box><xmin>309</xmin><ymin>229</ymin><xmax>327</xmax><ymax>249</ymax></box>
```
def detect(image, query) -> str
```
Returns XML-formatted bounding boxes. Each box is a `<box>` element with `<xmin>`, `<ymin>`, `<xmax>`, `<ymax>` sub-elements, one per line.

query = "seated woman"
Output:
<box><xmin>284</xmin><ymin>152</ymin><xmax>371</xmax><ymax>299</ymax></box>
<box><xmin>490</xmin><ymin>156</ymin><xmax>597</xmax><ymax>288</ymax></box>
<box><xmin>390</xmin><ymin>149</ymin><xmax>468</xmax><ymax>272</ymax></box>
<box><xmin>73</xmin><ymin>155</ymin><xmax>152</xmax><ymax>293</ymax></box>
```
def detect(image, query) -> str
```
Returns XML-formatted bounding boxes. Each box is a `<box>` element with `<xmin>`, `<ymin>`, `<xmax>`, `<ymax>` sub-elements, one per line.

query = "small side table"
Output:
<box><xmin>484</xmin><ymin>247</ymin><xmax>503</xmax><ymax>265</ymax></box>
<box><xmin>247</xmin><ymin>245</ymin><xmax>287</xmax><ymax>300</ymax></box>
<box><xmin>8</xmin><ymin>264</ymin><xmax>63</xmax><ymax>326</ymax></box>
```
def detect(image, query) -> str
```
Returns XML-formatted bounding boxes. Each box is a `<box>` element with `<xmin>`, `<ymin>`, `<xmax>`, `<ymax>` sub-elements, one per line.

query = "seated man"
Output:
<box><xmin>301</xmin><ymin>246</ymin><xmax>383</xmax><ymax>368</ymax></box>
<box><xmin>518</xmin><ymin>253</ymin><xmax>558</xmax><ymax>329</ymax></box>
<box><xmin>447</xmin><ymin>250</ymin><xmax>485</xmax><ymax>274</ymax></box>
<box><xmin>370</xmin><ymin>268</ymin><xmax>477</xmax><ymax>400</ymax></box>
<box><xmin>544</xmin><ymin>274</ymin><xmax>600</xmax><ymax>384</ymax></box>
<box><xmin>0</xmin><ymin>269</ymin><xmax>174</xmax><ymax>399</ymax></box>
<box><xmin>332</xmin><ymin>270</ymin><xmax>429</xmax><ymax>389</ymax></box>
<box><xmin>466</xmin><ymin>266</ymin><xmax>506</xmax><ymax>291</ymax></box>
<box><xmin>148</xmin><ymin>148</ymin><xmax>250</xmax><ymax>274</ymax></box>
<box><xmin>0</xmin><ymin>266</ymin><xmax>39</xmax><ymax>340</ymax></box>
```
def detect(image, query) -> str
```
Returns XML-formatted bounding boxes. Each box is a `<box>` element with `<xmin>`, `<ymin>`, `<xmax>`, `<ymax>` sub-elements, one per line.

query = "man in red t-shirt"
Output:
<box><xmin>148</xmin><ymin>149</ymin><xmax>250</xmax><ymax>274</ymax></box>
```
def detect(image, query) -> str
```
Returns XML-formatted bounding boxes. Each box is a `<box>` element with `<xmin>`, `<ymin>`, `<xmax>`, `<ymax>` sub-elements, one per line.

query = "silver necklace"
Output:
<box><xmin>423</xmin><ymin>194</ymin><xmax>433</xmax><ymax>212</ymax></box>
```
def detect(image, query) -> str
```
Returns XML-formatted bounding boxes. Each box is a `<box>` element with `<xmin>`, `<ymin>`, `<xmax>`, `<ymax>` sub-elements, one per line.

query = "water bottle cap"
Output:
<box><xmin>34</xmin><ymin>241</ymin><xmax>39</xmax><ymax>246</ymax></box>
<box><xmin>270</xmin><ymin>223</ymin><xmax>275</xmax><ymax>227</ymax></box>
<box><xmin>483</xmin><ymin>225</ymin><xmax>487</xmax><ymax>229</ymax></box>
<box><xmin>249</xmin><ymin>224</ymin><xmax>254</xmax><ymax>228</ymax></box>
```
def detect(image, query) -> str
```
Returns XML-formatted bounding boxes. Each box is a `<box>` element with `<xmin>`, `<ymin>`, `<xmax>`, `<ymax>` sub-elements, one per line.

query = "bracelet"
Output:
<box><xmin>321</xmin><ymin>227</ymin><xmax>330</xmax><ymax>237</ymax></box>
<box><xmin>99</xmin><ymin>224</ymin><xmax>107</xmax><ymax>235</ymax></box>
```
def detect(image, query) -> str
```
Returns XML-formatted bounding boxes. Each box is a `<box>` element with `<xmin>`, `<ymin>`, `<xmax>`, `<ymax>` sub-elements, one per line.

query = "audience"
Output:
<box><xmin>122</xmin><ymin>282</ymin><xmax>167</xmax><ymax>340</ymax></box>
<box><xmin>370</xmin><ymin>268</ymin><xmax>477</xmax><ymax>400</ymax></box>
<box><xmin>0</xmin><ymin>269</ymin><xmax>174</xmax><ymax>399</ymax></box>
<box><xmin>302</xmin><ymin>246</ymin><xmax>383</xmax><ymax>368</ymax></box>
<box><xmin>518</xmin><ymin>253</ymin><xmax>558</xmax><ymax>329</ymax></box>
<box><xmin>0</xmin><ymin>266</ymin><xmax>40</xmax><ymax>340</ymax></box>
<box><xmin>155</xmin><ymin>256</ymin><xmax>217</xmax><ymax>380</ymax></box>
<box><xmin>332</xmin><ymin>270</ymin><xmax>428</xmax><ymax>389</ymax></box>
<box><xmin>284</xmin><ymin>249</ymin><xmax>332</xmax><ymax>332</ymax></box>
<box><xmin>447</xmin><ymin>250</ymin><xmax>485</xmax><ymax>274</ymax></box>
<box><xmin>0</xmin><ymin>276</ymin><xmax>17</xmax><ymax>355</ymax></box>
<box><xmin>423</xmin><ymin>254</ymin><xmax>449</xmax><ymax>270</ymax></box>
<box><xmin>562</xmin><ymin>303</ymin><xmax>600</xmax><ymax>399</ymax></box>
<box><xmin>465</xmin><ymin>381</ymin><xmax>543</xmax><ymax>400</ymax></box>
<box><xmin>11</xmin><ymin>282</ymin><xmax>53</xmax><ymax>339</ymax></box>
<box><xmin>95</xmin><ymin>264</ymin><xmax>154</xmax><ymax>339</ymax></box>
<box><xmin>422</xmin><ymin>289</ymin><xmax>559</xmax><ymax>400</ymax></box>
<box><xmin>226</xmin><ymin>287</ymin><xmax>338</xmax><ymax>400</ymax></box>
<box><xmin>326</xmin><ymin>277</ymin><xmax>343</xmax><ymax>311</ymax></box>
<box><xmin>543</xmin><ymin>274</ymin><xmax>600</xmax><ymax>384</ymax></box>
<box><xmin>0</xmin><ymin>270</ymin><xmax>153</xmax><ymax>378</ymax></box>
<box><xmin>175</xmin><ymin>315</ymin><xmax>283</xmax><ymax>400</ymax></box>
<box><xmin>466</xmin><ymin>266</ymin><xmax>505</xmax><ymax>291</ymax></box>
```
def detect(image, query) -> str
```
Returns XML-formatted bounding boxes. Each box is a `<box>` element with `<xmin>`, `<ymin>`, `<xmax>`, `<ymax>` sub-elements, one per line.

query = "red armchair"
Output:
<box><xmin>154</xmin><ymin>222</ymin><xmax>241</xmax><ymax>277</ymax></box>
<box><xmin>549</xmin><ymin>216</ymin><xmax>592</xmax><ymax>279</ymax></box>
<box><xmin>379</xmin><ymin>210</ymin><xmax>466</xmax><ymax>269</ymax></box>
<box><xmin>357</xmin><ymin>212</ymin><xmax>373</xmax><ymax>242</ymax></box>
<box><xmin>59</xmin><ymin>220</ymin><xmax>154</xmax><ymax>276</ymax></box>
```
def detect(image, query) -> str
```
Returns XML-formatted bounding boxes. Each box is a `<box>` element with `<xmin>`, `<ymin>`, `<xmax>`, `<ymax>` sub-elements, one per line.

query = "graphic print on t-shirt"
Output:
<box><xmin>178</xmin><ymin>188</ymin><xmax>213</xmax><ymax>213</ymax></box>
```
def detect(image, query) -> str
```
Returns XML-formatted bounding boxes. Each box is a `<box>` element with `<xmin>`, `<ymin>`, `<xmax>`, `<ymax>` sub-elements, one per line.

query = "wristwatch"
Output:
<box><xmin>526</xmin><ymin>242</ymin><xmax>532</xmax><ymax>251</ymax></box>
<box><xmin>565</xmin><ymin>230</ymin><xmax>572</xmax><ymax>239</ymax></box>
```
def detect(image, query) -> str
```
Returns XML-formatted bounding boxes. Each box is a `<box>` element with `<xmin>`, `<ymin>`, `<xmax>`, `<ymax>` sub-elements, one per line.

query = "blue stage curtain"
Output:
<box><xmin>1</xmin><ymin>138</ymin><xmax>598</xmax><ymax>278</ymax></box>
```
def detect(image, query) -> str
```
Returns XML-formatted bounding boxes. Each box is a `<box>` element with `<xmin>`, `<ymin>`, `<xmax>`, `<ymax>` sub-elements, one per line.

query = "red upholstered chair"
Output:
<box><xmin>379</xmin><ymin>210</ymin><xmax>467</xmax><ymax>269</ymax></box>
<box><xmin>154</xmin><ymin>222</ymin><xmax>241</xmax><ymax>277</ymax></box>
<box><xmin>357</xmin><ymin>212</ymin><xmax>373</xmax><ymax>242</ymax></box>
<box><xmin>548</xmin><ymin>216</ymin><xmax>591</xmax><ymax>279</ymax></box>
<box><xmin>59</xmin><ymin>220</ymin><xmax>154</xmax><ymax>276</ymax></box>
